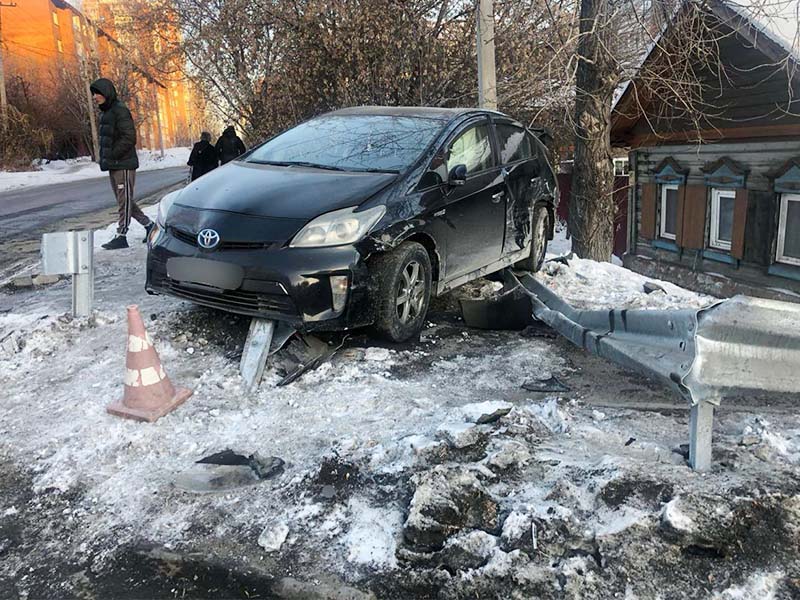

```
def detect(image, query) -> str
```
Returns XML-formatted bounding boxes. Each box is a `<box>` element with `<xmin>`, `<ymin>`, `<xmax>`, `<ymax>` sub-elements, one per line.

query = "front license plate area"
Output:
<box><xmin>167</xmin><ymin>257</ymin><xmax>245</xmax><ymax>290</ymax></box>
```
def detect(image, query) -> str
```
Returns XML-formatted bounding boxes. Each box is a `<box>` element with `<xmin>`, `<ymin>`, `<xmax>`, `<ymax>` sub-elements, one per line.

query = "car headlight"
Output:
<box><xmin>290</xmin><ymin>205</ymin><xmax>386</xmax><ymax>248</ymax></box>
<box><xmin>156</xmin><ymin>190</ymin><xmax>181</xmax><ymax>227</ymax></box>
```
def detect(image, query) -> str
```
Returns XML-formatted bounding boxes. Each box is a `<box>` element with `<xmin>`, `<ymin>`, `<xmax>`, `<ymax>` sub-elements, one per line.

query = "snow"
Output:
<box><xmin>1</xmin><ymin>204</ymin><xmax>799</xmax><ymax>595</ymax></box>
<box><xmin>343</xmin><ymin>498</ymin><xmax>402</xmax><ymax>569</ymax></box>
<box><xmin>712</xmin><ymin>571</ymin><xmax>785</xmax><ymax>600</ymax></box>
<box><xmin>662</xmin><ymin>497</ymin><xmax>695</xmax><ymax>533</ymax></box>
<box><xmin>0</xmin><ymin>147</ymin><xmax>191</xmax><ymax>193</ymax></box>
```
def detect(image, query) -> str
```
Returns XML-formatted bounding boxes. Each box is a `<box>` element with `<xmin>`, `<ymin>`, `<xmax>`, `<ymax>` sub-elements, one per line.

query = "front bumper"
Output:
<box><xmin>145</xmin><ymin>226</ymin><xmax>375</xmax><ymax>332</ymax></box>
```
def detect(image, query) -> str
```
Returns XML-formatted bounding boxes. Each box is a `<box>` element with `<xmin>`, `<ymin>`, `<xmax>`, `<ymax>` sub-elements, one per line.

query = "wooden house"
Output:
<box><xmin>611</xmin><ymin>0</ymin><xmax>800</xmax><ymax>300</ymax></box>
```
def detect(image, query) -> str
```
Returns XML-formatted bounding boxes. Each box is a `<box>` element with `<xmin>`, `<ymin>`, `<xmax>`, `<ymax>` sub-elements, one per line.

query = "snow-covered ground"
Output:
<box><xmin>0</xmin><ymin>147</ymin><xmax>191</xmax><ymax>193</ymax></box>
<box><xmin>0</xmin><ymin>213</ymin><xmax>798</xmax><ymax>599</ymax></box>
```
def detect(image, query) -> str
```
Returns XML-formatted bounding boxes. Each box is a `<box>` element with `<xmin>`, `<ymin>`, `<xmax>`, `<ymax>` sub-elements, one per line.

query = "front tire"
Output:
<box><xmin>372</xmin><ymin>242</ymin><xmax>432</xmax><ymax>343</ymax></box>
<box><xmin>515</xmin><ymin>204</ymin><xmax>549</xmax><ymax>272</ymax></box>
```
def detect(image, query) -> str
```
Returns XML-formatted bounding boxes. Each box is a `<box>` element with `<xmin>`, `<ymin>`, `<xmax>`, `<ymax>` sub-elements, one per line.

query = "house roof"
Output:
<box><xmin>611</xmin><ymin>0</ymin><xmax>799</xmax><ymax>145</ymax></box>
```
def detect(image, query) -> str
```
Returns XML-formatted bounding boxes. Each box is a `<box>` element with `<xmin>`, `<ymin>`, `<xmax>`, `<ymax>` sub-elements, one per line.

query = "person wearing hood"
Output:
<box><xmin>215</xmin><ymin>126</ymin><xmax>247</xmax><ymax>165</ymax></box>
<box><xmin>89</xmin><ymin>78</ymin><xmax>154</xmax><ymax>250</ymax></box>
<box><xmin>187</xmin><ymin>131</ymin><xmax>218</xmax><ymax>181</ymax></box>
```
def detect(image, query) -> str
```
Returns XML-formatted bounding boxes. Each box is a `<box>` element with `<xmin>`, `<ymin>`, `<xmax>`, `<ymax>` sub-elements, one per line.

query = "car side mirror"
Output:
<box><xmin>448</xmin><ymin>164</ymin><xmax>467</xmax><ymax>186</ymax></box>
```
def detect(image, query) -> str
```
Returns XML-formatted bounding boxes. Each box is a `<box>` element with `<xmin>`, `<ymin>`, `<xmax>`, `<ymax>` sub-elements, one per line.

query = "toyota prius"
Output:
<box><xmin>146</xmin><ymin>107</ymin><xmax>558</xmax><ymax>342</ymax></box>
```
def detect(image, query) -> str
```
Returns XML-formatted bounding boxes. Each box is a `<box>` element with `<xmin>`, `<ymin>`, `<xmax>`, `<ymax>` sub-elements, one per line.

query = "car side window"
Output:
<box><xmin>496</xmin><ymin>124</ymin><xmax>532</xmax><ymax>165</ymax></box>
<box><xmin>447</xmin><ymin>124</ymin><xmax>493</xmax><ymax>175</ymax></box>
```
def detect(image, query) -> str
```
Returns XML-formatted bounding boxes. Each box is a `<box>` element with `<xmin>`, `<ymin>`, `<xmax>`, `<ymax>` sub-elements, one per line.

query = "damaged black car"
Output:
<box><xmin>146</xmin><ymin>107</ymin><xmax>558</xmax><ymax>342</ymax></box>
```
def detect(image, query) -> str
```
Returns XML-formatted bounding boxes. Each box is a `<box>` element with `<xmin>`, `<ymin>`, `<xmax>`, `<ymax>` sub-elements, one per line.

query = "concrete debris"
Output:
<box><xmin>403</xmin><ymin>466</ymin><xmax>500</xmax><ymax>551</ymax></box>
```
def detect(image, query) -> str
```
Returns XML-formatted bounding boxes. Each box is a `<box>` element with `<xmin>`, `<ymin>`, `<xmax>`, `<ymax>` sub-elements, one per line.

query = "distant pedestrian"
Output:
<box><xmin>89</xmin><ymin>78</ymin><xmax>154</xmax><ymax>250</ymax></box>
<box><xmin>215</xmin><ymin>126</ymin><xmax>246</xmax><ymax>165</ymax></box>
<box><xmin>187</xmin><ymin>132</ymin><xmax>218</xmax><ymax>181</ymax></box>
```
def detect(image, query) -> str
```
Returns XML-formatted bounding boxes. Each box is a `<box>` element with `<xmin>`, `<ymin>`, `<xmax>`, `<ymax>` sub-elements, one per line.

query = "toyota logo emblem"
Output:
<box><xmin>197</xmin><ymin>228</ymin><xmax>220</xmax><ymax>249</ymax></box>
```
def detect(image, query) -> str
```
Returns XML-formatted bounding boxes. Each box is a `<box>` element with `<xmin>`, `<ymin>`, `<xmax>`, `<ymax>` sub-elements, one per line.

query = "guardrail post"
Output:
<box><xmin>689</xmin><ymin>400</ymin><xmax>714</xmax><ymax>471</ymax></box>
<box><xmin>240</xmin><ymin>318</ymin><xmax>275</xmax><ymax>391</ymax></box>
<box><xmin>41</xmin><ymin>230</ymin><xmax>94</xmax><ymax>317</ymax></box>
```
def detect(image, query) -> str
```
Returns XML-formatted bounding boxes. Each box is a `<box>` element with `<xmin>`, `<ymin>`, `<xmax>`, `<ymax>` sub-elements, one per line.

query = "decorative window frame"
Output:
<box><xmin>651</xmin><ymin>158</ymin><xmax>687</xmax><ymax>244</ymax></box>
<box><xmin>776</xmin><ymin>193</ymin><xmax>800</xmax><ymax>267</ymax></box>
<box><xmin>708</xmin><ymin>188</ymin><xmax>735</xmax><ymax>251</ymax></box>
<box><xmin>767</xmin><ymin>157</ymin><xmax>800</xmax><ymax>268</ymax></box>
<box><xmin>659</xmin><ymin>184</ymin><xmax>679</xmax><ymax>240</ymax></box>
<box><xmin>700</xmin><ymin>157</ymin><xmax>749</xmax><ymax>256</ymax></box>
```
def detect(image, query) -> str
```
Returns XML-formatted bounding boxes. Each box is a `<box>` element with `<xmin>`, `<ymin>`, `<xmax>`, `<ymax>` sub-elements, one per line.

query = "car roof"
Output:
<box><xmin>324</xmin><ymin>106</ymin><xmax>505</xmax><ymax>120</ymax></box>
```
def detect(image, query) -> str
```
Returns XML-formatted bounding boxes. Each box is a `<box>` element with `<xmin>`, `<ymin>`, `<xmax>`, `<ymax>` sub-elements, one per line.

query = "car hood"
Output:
<box><xmin>173</xmin><ymin>161</ymin><xmax>398</xmax><ymax>220</ymax></box>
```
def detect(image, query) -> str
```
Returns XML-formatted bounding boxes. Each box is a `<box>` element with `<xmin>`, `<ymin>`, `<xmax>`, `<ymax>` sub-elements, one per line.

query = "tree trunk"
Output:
<box><xmin>569</xmin><ymin>0</ymin><xmax>616</xmax><ymax>261</ymax></box>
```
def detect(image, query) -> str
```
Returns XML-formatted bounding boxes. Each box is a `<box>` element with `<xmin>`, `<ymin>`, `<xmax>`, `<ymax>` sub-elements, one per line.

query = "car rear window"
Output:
<box><xmin>246</xmin><ymin>115</ymin><xmax>446</xmax><ymax>173</ymax></box>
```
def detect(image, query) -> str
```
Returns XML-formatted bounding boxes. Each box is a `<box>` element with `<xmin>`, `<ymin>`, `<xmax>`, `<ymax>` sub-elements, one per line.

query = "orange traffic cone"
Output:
<box><xmin>107</xmin><ymin>305</ymin><xmax>193</xmax><ymax>422</ymax></box>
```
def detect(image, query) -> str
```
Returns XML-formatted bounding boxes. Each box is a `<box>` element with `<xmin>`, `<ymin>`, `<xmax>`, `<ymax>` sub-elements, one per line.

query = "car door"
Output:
<box><xmin>493</xmin><ymin>121</ymin><xmax>539</xmax><ymax>256</ymax></box>
<box><xmin>421</xmin><ymin>117</ymin><xmax>505</xmax><ymax>280</ymax></box>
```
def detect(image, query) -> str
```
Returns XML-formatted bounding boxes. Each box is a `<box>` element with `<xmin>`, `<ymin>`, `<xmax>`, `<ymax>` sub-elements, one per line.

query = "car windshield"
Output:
<box><xmin>245</xmin><ymin>115</ymin><xmax>446</xmax><ymax>173</ymax></box>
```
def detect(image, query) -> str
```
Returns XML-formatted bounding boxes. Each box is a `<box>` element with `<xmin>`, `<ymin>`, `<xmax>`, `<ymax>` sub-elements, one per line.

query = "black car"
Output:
<box><xmin>146</xmin><ymin>107</ymin><xmax>558</xmax><ymax>342</ymax></box>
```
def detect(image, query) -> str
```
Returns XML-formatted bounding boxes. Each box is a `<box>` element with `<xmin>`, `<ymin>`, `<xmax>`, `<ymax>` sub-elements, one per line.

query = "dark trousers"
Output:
<box><xmin>109</xmin><ymin>169</ymin><xmax>149</xmax><ymax>235</ymax></box>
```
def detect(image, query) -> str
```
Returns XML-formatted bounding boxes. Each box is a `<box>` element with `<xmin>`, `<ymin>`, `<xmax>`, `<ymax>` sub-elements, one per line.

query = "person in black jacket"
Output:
<box><xmin>89</xmin><ymin>78</ymin><xmax>154</xmax><ymax>250</ymax></box>
<box><xmin>215</xmin><ymin>126</ymin><xmax>246</xmax><ymax>165</ymax></box>
<box><xmin>187</xmin><ymin>132</ymin><xmax>218</xmax><ymax>181</ymax></box>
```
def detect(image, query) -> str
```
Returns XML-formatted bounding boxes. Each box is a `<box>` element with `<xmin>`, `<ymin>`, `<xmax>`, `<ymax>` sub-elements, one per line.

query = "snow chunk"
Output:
<box><xmin>711</xmin><ymin>571</ymin><xmax>784</xmax><ymax>600</ymax></box>
<box><xmin>364</xmin><ymin>347</ymin><xmax>392</xmax><ymax>362</ymax></box>
<box><xmin>534</xmin><ymin>254</ymin><xmax>715</xmax><ymax>311</ymax></box>
<box><xmin>344</xmin><ymin>498</ymin><xmax>401</xmax><ymax>570</ymax></box>
<box><xmin>526</xmin><ymin>398</ymin><xmax>569</xmax><ymax>433</ymax></box>
<box><xmin>437</xmin><ymin>421</ymin><xmax>482</xmax><ymax>449</ymax></box>
<box><xmin>258</xmin><ymin>522</ymin><xmax>290</xmax><ymax>552</ymax></box>
<box><xmin>661</xmin><ymin>498</ymin><xmax>694</xmax><ymax>533</ymax></box>
<box><xmin>461</xmin><ymin>401</ymin><xmax>513</xmax><ymax>424</ymax></box>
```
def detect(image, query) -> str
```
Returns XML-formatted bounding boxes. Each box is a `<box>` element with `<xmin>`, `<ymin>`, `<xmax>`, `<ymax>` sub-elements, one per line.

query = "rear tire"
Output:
<box><xmin>372</xmin><ymin>242</ymin><xmax>432</xmax><ymax>343</ymax></box>
<box><xmin>515</xmin><ymin>204</ymin><xmax>549</xmax><ymax>272</ymax></box>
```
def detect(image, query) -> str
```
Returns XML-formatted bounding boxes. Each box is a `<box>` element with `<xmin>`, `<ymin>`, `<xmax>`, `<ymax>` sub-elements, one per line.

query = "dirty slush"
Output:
<box><xmin>1</xmin><ymin>218</ymin><xmax>799</xmax><ymax>599</ymax></box>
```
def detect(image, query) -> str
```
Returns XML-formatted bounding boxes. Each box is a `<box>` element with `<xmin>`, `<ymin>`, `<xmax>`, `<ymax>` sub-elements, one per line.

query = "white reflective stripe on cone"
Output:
<box><xmin>139</xmin><ymin>366</ymin><xmax>164</xmax><ymax>386</ymax></box>
<box><xmin>128</xmin><ymin>335</ymin><xmax>151</xmax><ymax>353</ymax></box>
<box><xmin>124</xmin><ymin>368</ymin><xmax>140</xmax><ymax>387</ymax></box>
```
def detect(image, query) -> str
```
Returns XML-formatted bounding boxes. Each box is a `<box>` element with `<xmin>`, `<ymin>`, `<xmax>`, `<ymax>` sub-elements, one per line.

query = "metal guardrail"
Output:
<box><xmin>511</xmin><ymin>271</ymin><xmax>800</xmax><ymax>470</ymax></box>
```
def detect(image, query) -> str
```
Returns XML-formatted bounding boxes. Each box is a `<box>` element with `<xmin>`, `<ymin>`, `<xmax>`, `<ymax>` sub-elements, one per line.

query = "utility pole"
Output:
<box><xmin>153</xmin><ymin>83</ymin><xmax>164</xmax><ymax>157</ymax></box>
<box><xmin>0</xmin><ymin>2</ymin><xmax>18</xmax><ymax>131</ymax></box>
<box><xmin>476</xmin><ymin>0</ymin><xmax>497</xmax><ymax>110</ymax></box>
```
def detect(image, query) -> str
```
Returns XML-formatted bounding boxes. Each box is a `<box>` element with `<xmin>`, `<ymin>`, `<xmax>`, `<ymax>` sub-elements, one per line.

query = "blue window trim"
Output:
<box><xmin>768</xmin><ymin>262</ymin><xmax>800</xmax><ymax>282</ymax></box>
<box><xmin>702</xmin><ymin>249</ymin><xmax>736</xmax><ymax>265</ymax></box>
<box><xmin>652</xmin><ymin>239</ymin><xmax>679</xmax><ymax>252</ymax></box>
<box><xmin>774</xmin><ymin>164</ymin><xmax>800</xmax><ymax>194</ymax></box>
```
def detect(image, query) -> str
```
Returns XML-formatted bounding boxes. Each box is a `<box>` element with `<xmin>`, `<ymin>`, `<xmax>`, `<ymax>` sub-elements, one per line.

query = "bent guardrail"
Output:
<box><xmin>511</xmin><ymin>271</ymin><xmax>800</xmax><ymax>471</ymax></box>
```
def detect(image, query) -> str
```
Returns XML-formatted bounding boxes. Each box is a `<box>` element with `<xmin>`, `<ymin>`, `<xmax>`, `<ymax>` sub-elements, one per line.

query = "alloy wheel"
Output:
<box><xmin>396</xmin><ymin>260</ymin><xmax>426</xmax><ymax>323</ymax></box>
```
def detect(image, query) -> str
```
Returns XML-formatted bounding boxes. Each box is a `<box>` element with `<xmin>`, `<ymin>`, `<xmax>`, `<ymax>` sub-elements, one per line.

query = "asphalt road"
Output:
<box><xmin>0</xmin><ymin>166</ymin><xmax>186</xmax><ymax>242</ymax></box>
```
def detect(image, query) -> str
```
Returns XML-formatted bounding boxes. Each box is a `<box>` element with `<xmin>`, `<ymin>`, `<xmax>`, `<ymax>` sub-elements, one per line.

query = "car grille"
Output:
<box><xmin>162</xmin><ymin>280</ymin><xmax>298</xmax><ymax>317</ymax></box>
<box><xmin>169</xmin><ymin>226</ymin><xmax>273</xmax><ymax>251</ymax></box>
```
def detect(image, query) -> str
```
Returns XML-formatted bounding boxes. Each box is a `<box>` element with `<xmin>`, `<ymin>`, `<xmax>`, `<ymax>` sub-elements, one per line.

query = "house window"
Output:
<box><xmin>57</xmin><ymin>39</ymin><xmax>64</xmax><ymax>53</ymax></box>
<box><xmin>777</xmin><ymin>193</ymin><xmax>800</xmax><ymax>266</ymax></box>
<box><xmin>660</xmin><ymin>184</ymin><xmax>678</xmax><ymax>240</ymax></box>
<box><xmin>613</xmin><ymin>158</ymin><xmax>629</xmax><ymax>176</ymax></box>
<box><xmin>709</xmin><ymin>188</ymin><xmax>735</xmax><ymax>251</ymax></box>
<box><xmin>52</xmin><ymin>12</ymin><xmax>59</xmax><ymax>26</ymax></box>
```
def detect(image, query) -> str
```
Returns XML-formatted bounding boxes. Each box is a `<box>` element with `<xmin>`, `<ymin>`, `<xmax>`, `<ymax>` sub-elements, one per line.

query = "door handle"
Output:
<box><xmin>491</xmin><ymin>191</ymin><xmax>505</xmax><ymax>203</ymax></box>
